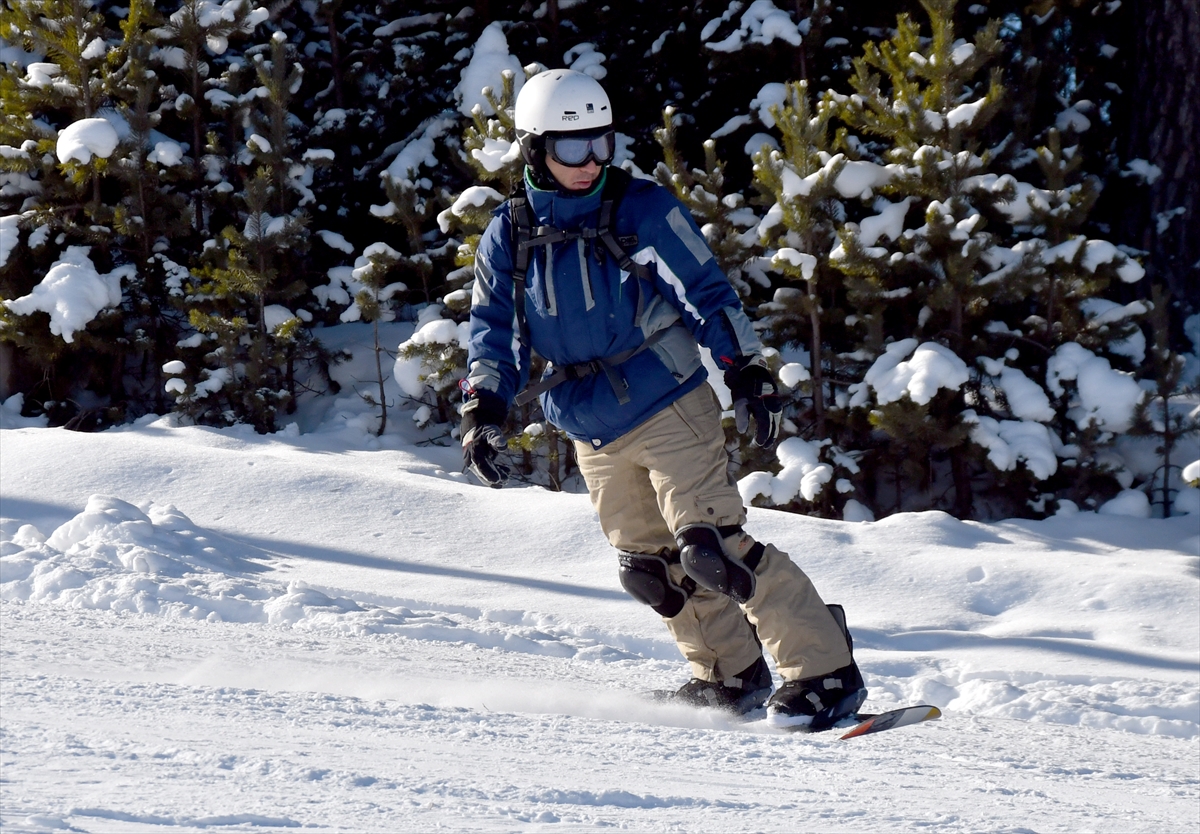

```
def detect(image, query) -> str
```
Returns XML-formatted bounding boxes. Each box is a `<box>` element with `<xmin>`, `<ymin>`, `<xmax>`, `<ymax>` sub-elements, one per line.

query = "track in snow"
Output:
<box><xmin>3</xmin><ymin>602</ymin><xmax>1197</xmax><ymax>834</ymax></box>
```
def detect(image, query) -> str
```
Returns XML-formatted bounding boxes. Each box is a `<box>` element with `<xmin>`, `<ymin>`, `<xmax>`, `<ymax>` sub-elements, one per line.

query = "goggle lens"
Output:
<box><xmin>548</xmin><ymin>131</ymin><xmax>614</xmax><ymax>167</ymax></box>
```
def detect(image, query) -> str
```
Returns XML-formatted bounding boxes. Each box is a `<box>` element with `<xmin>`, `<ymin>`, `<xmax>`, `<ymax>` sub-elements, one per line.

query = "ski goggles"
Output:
<box><xmin>544</xmin><ymin>130</ymin><xmax>616</xmax><ymax>167</ymax></box>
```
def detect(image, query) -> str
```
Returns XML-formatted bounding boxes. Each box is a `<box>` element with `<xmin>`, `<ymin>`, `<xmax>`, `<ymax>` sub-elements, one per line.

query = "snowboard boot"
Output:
<box><xmin>766</xmin><ymin>604</ymin><xmax>868</xmax><ymax>730</ymax></box>
<box><xmin>765</xmin><ymin>661</ymin><xmax>867</xmax><ymax>730</ymax></box>
<box><xmin>668</xmin><ymin>656</ymin><xmax>773</xmax><ymax>715</ymax></box>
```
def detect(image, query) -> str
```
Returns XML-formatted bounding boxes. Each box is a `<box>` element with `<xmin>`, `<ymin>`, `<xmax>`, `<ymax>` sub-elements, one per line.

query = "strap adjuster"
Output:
<box><xmin>566</xmin><ymin>361</ymin><xmax>603</xmax><ymax>381</ymax></box>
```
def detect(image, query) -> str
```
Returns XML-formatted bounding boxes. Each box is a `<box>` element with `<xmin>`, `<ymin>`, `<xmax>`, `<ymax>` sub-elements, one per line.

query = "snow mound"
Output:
<box><xmin>1099</xmin><ymin>489</ymin><xmax>1152</xmax><ymax>518</ymax></box>
<box><xmin>0</xmin><ymin>498</ymin><xmax>653</xmax><ymax>661</ymax></box>
<box><xmin>0</xmin><ymin>394</ymin><xmax>48</xmax><ymax>428</ymax></box>
<box><xmin>2</xmin><ymin>496</ymin><xmax>271</xmax><ymax>619</ymax></box>
<box><xmin>10</xmin><ymin>490</ymin><xmax>1194</xmax><ymax>740</ymax></box>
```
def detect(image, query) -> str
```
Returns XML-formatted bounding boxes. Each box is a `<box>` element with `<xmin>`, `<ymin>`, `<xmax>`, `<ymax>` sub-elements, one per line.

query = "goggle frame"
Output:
<box><xmin>544</xmin><ymin>129</ymin><xmax>616</xmax><ymax>168</ymax></box>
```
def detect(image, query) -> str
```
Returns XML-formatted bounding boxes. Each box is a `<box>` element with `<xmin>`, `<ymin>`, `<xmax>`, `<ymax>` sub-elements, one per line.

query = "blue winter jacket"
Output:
<box><xmin>465</xmin><ymin>168</ymin><xmax>763</xmax><ymax>449</ymax></box>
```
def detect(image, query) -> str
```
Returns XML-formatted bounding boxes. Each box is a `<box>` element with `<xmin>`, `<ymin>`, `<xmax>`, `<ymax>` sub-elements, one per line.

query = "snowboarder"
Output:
<box><xmin>460</xmin><ymin>69</ymin><xmax>866</xmax><ymax>728</ymax></box>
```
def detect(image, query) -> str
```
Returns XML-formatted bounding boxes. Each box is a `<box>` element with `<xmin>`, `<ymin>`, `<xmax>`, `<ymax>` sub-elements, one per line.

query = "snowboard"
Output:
<box><xmin>649</xmin><ymin>690</ymin><xmax>941</xmax><ymax>740</ymax></box>
<box><xmin>769</xmin><ymin>704</ymin><xmax>942</xmax><ymax>738</ymax></box>
<box><xmin>836</xmin><ymin>704</ymin><xmax>942</xmax><ymax>739</ymax></box>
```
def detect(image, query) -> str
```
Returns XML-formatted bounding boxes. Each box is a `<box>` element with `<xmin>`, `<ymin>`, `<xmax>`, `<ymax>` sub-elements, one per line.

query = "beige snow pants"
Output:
<box><xmin>575</xmin><ymin>384</ymin><xmax>852</xmax><ymax>683</ymax></box>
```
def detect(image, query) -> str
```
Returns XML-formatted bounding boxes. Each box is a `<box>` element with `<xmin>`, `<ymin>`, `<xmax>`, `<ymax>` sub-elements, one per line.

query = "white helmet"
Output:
<box><xmin>514</xmin><ymin>69</ymin><xmax>612</xmax><ymax>136</ymax></box>
<box><xmin>515</xmin><ymin>69</ymin><xmax>613</xmax><ymax>173</ymax></box>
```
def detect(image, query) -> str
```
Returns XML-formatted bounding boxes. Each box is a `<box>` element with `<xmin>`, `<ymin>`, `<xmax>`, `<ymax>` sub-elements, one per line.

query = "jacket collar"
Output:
<box><xmin>523</xmin><ymin>167</ymin><xmax>607</xmax><ymax>230</ymax></box>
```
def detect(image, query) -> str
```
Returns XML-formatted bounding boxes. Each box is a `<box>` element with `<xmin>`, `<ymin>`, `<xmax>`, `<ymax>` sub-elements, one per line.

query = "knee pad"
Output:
<box><xmin>677</xmin><ymin>523</ymin><xmax>757</xmax><ymax>604</ymax></box>
<box><xmin>617</xmin><ymin>551</ymin><xmax>693</xmax><ymax>618</ymax></box>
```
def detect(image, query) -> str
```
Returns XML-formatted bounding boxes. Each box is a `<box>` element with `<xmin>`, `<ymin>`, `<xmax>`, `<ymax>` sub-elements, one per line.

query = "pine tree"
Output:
<box><xmin>1128</xmin><ymin>287</ymin><xmax>1200</xmax><ymax>517</ymax></box>
<box><xmin>154</xmin><ymin>0</ymin><xmax>266</xmax><ymax>236</ymax></box>
<box><xmin>176</xmin><ymin>167</ymin><xmax>308</xmax><ymax>432</ymax></box>
<box><xmin>169</xmin><ymin>23</ymin><xmax>346</xmax><ymax>433</ymax></box>
<box><xmin>0</xmin><ymin>3</ymin><xmax>96</xmax><ymax>416</ymax></box>
<box><xmin>394</xmin><ymin>308</ymin><xmax>468</xmax><ymax>428</ymax></box>
<box><xmin>654</xmin><ymin>107</ymin><xmax>762</xmax><ymax>298</ymax></box>
<box><xmin>825</xmin><ymin>0</ymin><xmax>1021</xmax><ymax>516</ymax></box>
<box><xmin>311</xmin><ymin>0</ymin><xmax>489</xmax><ymax>311</ymax></box>
<box><xmin>246</xmin><ymin>31</ymin><xmax>305</xmax><ymax>215</ymax></box>
<box><xmin>381</xmin><ymin>110</ymin><xmax>481</xmax><ymax>427</ymax></box>
<box><xmin>0</xmin><ymin>0</ymin><xmax>112</xmax><ymax>245</ymax></box>
<box><xmin>346</xmin><ymin>242</ymin><xmax>406</xmax><ymax>435</ymax></box>
<box><xmin>749</xmin><ymin>81</ymin><xmax>852</xmax><ymax>438</ymax></box>
<box><xmin>376</xmin><ymin>159</ymin><xmax>447</xmax><ymax>307</ymax></box>
<box><xmin>9</xmin><ymin>0</ymin><xmax>109</xmax><ymax>155</ymax></box>
<box><xmin>100</xmin><ymin>0</ymin><xmax>198</xmax><ymax>414</ymax></box>
<box><xmin>741</xmin><ymin>79</ymin><xmax>873</xmax><ymax>515</ymax></box>
<box><xmin>439</xmin><ymin>68</ymin><xmax>524</xmax><ymax>280</ymax></box>
<box><xmin>986</xmin><ymin>128</ymin><xmax>1148</xmax><ymax>512</ymax></box>
<box><xmin>827</xmin><ymin>0</ymin><xmax>1150</xmax><ymax>518</ymax></box>
<box><xmin>0</xmin><ymin>1</ymin><xmax>161</xmax><ymax>423</ymax></box>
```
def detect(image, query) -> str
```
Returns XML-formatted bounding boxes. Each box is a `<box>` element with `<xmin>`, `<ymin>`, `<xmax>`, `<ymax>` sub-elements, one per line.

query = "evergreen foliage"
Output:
<box><xmin>1128</xmin><ymin>286</ymin><xmax>1200</xmax><ymax>518</ymax></box>
<box><xmin>747</xmin><ymin>79</ymin><xmax>857</xmax><ymax>495</ymax></box>
<box><xmin>0</xmin><ymin>0</ymin><xmax>1193</xmax><ymax>519</ymax></box>
<box><xmin>346</xmin><ymin>240</ymin><xmax>402</xmax><ymax>435</ymax></box>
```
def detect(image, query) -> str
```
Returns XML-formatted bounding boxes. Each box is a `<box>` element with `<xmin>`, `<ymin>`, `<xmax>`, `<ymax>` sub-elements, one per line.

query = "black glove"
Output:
<box><xmin>463</xmin><ymin>424</ymin><xmax>510</xmax><ymax>487</ymax></box>
<box><xmin>723</xmin><ymin>357</ymin><xmax>783</xmax><ymax>449</ymax></box>
<box><xmin>460</xmin><ymin>390</ymin><xmax>510</xmax><ymax>487</ymax></box>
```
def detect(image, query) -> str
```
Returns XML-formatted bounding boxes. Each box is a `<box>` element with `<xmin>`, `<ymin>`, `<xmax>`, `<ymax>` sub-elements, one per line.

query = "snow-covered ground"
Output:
<box><xmin>2</xmin><ymin>325</ymin><xmax>1198</xmax><ymax>832</ymax></box>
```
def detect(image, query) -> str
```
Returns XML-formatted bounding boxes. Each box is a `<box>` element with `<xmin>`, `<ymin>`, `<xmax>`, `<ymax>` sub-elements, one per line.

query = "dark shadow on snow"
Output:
<box><xmin>227</xmin><ymin>532</ymin><xmax>629</xmax><ymax>602</ymax></box>
<box><xmin>854</xmin><ymin>627</ymin><xmax>1199</xmax><ymax>671</ymax></box>
<box><xmin>0</xmin><ymin>495</ymin><xmax>83</xmax><ymax>533</ymax></box>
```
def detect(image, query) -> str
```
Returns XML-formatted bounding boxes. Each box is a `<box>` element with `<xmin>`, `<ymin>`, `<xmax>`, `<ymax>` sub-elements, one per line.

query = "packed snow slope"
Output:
<box><xmin>2</xmin><ymin>338</ymin><xmax>1198</xmax><ymax>832</ymax></box>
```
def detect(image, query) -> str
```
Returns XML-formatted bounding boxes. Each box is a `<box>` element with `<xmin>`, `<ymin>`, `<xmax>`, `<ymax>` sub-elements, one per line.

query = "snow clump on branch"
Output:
<box><xmin>55</xmin><ymin>118</ymin><xmax>119</xmax><ymax>164</ymax></box>
<box><xmin>4</xmin><ymin>247</ymin><xmax>131</xmax><ymax>343</ymax></box>
<box><xmin>739</xmin><ymin>437</ymin><xmax>833</xmax><ymax>505</ymax></box>
<box><xmin>454</xmin><ymin>22</ymin><xmax>524</xmax><ymax>118</ymax></box>
<box><xmin>1046</xmin><ymin>343</ymin><xmax>1144</xmax><ymax>434</ymax></box>
<box><xmin>704</xmin><ymin>0</ymin><xmax>803</xmax><ymax>53</ymax></box>
<box><xmin>855</xmin><ymin>340</ymin><xmax>970</xmax><ymax>407</ymax></box>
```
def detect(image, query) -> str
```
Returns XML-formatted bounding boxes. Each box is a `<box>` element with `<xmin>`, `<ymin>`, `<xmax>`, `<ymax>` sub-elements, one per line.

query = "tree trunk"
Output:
<box><xmin>547</xmin><ymin>0</ymin><xmax>560</xmax><ymax>53</ymax></box>
<box><xmin>950</xmin><ymin>447</ymin><xmax>973</xmax><ymax>520</ymax></box>
<box><xmin>1158</xmin><ymin>390</ymin><xmax>1172</xmax><ymax>518</ymax></box>
<box><xmin>808</xmin><ymin>293</ymin><xmax>825</xmax><ymax>437</ymax></box>
<box><xmin>191</xmin><ymin>46</ymin><xmax>206</xmax><ymax>234</ymax></box>
<box><xmin>325</xmin><ymin>2</ymin><xmax>345</xmax><ymax>112</ymax></box>
<box><xmin>1120</xmin><ymin>0</ymin><xmax>1200</xmax><ymax>315</ymax></box>
<box><xmin>373</xmin><ymin>315</ymin><xmax>387</xmax><ymax>436</ymax></box>
<box><xmin>547</xmin><ymin>428</ymin><xmax>560</xmax><ymax>491</ymax></box>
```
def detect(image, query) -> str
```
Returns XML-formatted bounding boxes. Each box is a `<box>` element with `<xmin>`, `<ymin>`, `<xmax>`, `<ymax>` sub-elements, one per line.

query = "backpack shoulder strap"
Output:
<box><xmin>596</xmin><ymin>168</ymin><xmax>648</xmax><ymax>273</ymax></box>
<box><xmin>597</xmin><ymin>167</ymin><xmax>633</xmax><ymax>241</ymax></box>
<box><xmin>596</xmin><ymin>167</ymin><xmax>653</xmax><ymax>324</ymax></box>
<box><xmin>508</xmin><ymin>186</ymin><xmax>534</xmax><ymax>342</ymax></box>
